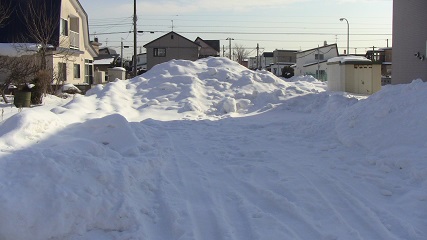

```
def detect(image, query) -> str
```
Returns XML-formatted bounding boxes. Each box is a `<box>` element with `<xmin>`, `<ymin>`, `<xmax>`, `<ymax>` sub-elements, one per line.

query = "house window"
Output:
<box><xmin>316</xmin><ymin>70</ymin><xmax>326</xmax><ymax>81</ymax></box>
<box><xmin>60</xmin><ymin>18</ymin><xmax>68</xmax><ymax>36</ymax></box>
<box><xmin>58</xmin><ymin>62</ymin><xmax>67</xmax><ymax>82</ymax></box>
<box><xmin>74</xmin><ymin>64</ymin><xmax>81</xmax><ymax>79</ymax></box>
<box><xmin>153</xmin><ymin>48</ymin><xmax>166</xmax><ymax>57</ymax></box>
<box><xmin>85</xmin><ymin>59</ymin><xmax>93</xmax><ymax>84</ymax></box>
<box><xmin>315</xmin><ymin>54</ymin><xmax>324</xmax><ymax>60</ymax></box>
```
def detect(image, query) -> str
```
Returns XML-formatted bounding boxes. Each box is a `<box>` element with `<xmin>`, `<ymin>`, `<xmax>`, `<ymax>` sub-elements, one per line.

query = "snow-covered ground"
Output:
<box><xmin>0</xmin><ymin>57</ymin><xmax>426</xmax><ymax>240</ymax></box>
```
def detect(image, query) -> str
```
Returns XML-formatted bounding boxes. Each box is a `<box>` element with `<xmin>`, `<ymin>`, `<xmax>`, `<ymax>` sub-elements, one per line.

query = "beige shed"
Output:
<box><xmin>108</xmin><ymin>67</ymin><xmax>126</xmax><ymax>81</ymax></box>
<box><xmin>327</xmin><ymin>56</ymin><xmax>381</xmax><ymax>95</ymax></box>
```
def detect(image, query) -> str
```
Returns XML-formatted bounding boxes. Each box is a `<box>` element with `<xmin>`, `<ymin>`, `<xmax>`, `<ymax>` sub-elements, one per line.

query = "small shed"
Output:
<box><xmin>108</xmin><ymin>67</ymin><xmax>126</xmax><ymax>81</ymax></box>
<box><xmin>327</xmin><ymin>56</ymin><xmax>381</xmax><ymax>95</ymax></box>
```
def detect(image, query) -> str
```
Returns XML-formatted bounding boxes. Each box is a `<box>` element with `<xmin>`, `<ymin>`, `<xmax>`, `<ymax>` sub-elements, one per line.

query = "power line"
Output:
<box><xmin>90</xmin><ymin>30</ymin><xmax>391</xmax><ymax>36</ymax></box>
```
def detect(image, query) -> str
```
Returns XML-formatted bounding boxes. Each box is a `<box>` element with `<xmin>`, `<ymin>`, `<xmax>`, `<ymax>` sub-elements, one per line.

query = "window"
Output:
<box><xmin>85</xmin><ymin>59</ymin><xmax>93</xmax><ymax>84</ymax></box>
<box><xmin>153</xmin><ymin>48</ymin><xmax>166</xmax><ymax>57</ymax></box>
<box><xmin>315</xmin><ymin>54</ymin><xmax>324</xmax><ymax>60</ymax></box>
<box><xmin>58</xmin><ymin>62</ymin><xmax>67</xmax><ymax>81</ymax></box>
<box><xmin>74</xmin><ymin>64</ymin><xmax>81</xmax><ymax>79</ymax></box>
<box><xmin>60</xmin><ymin>18</ymin><xmax>68</xmax><ymax>36</ymax></box>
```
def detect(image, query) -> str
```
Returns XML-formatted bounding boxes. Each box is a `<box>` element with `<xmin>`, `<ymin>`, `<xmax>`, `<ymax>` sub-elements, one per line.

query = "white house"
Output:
<box><xmin>260</xmin><ymin>52</ymin><xmax>274</xmax><ymax>70</ymax></box>
<box><xmin>294</xmin><ymin>44</ymin><xmax>339</xmax><ymax>81</ymax></box>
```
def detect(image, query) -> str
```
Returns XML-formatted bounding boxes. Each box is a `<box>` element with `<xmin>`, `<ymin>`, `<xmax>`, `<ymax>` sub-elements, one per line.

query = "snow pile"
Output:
<box><xmin>0</xmin><ymin>57</ymin><xmax>426</xmax><ymax>240</ymax></box>
<box><xmin>336</xmin><ymin>79</ymin><xmax>427</xmax><ymax>151</ymax></box>
<box><xmin>86</xmin><ymin>57</ymin><xmax>317</xmax><ymax>118</ymax></box>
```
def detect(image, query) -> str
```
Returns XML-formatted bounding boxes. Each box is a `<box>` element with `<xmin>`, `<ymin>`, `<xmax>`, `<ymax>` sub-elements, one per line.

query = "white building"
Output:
<box><xmin>294</xmin><ymin>44</ymin><xmax>339</xmax><ymax>81</ymax></box>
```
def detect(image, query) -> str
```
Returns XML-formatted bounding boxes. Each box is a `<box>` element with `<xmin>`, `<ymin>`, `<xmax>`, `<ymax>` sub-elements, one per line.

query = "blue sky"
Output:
<box><xmin>80</xmin><ymin>0</ymin><xmax>393</xmax><ymax>59</ymax></box>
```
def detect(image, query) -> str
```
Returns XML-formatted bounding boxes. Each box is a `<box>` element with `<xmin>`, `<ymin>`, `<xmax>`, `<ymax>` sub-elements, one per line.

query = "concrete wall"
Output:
<box><xmin>393</xmin><ymin>0</ymin><xmax>427</xmax><ymax>84</ymax></box>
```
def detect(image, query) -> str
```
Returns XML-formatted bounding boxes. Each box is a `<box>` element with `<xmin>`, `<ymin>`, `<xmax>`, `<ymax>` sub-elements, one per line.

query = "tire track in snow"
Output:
<box><xmin>162</xmin><ymin>123</ymin><xmax>231</xmax><ymax>239</ymax></box>
<box><xmin>298</xmin><ymin>170</ymin><xmax>402</xmax><ymax>240</ymax></box>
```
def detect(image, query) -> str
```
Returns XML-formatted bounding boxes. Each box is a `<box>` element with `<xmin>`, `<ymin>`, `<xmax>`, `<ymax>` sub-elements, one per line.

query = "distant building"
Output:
<box><xmin>392</xmin><ymin>0</ymin><xmax>427</xmax><ymax>84</ymax></box>
<box><xmin>271</xmin><ymin>50</ymin><xmax>297</xmax><ymax>76</ymax></box>
<box><xmin>248</xmin><ymin>57</ymin><xmax>258</xmax><ymax>70</ymax></box>
<box><xmin>294</xmin><ymin>44</ymin><xmax>339</xmax><ymax>81</ymax></box>
<box><xmin>144</xmin><ymin>31</ymin><xmax>200</xmax><ymax>70</ymax></box>
<box><xmin>132</xmin><ymin>53</ymin><xmax>147</xmax><ymax>73</ymax></box>
<box><xmin>365</xmin><ymin>48</ymin><xmax>392</xmax><ymax>85</ymax></box>
<box><xmin>260</xmin><ymin>52</ymin><xmax>274</xmax><ymax>70</ymax></box>
<box><xmin>195</xmin><ymin>37</ymin><xmax>220</xmax><ymax>58</ymax></box>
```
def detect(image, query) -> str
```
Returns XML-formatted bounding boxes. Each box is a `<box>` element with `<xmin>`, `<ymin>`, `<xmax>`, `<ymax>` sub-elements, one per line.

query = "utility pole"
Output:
<box><xmin>226</xmin><ymin>37</ymin><xmax>234</xmax><ymax>60</ymax></box>
<box><xmin>121</xmin><ymin>39</ymin><xmax>130</xmax><ymax>68</ymax></box>
<box><xmin>372</xmin><ymin>46</ymin><xmax>375</xmax><ymax>61</ymax></box>
<box><xmin>121</xmin><ymin>39</ymin><xmax>124</xmax><ymax>68</ymax></box>
<box><xmin>133</xmin><ymin>0</ymin><xmax>137</xmax><ymax>77</ymax></box>
<box><xmin>256</xmin><ymin>43</ymin><xmax>259</xmax><ymax>69</ymax></box>
<box><xmin>317</xmin><ymin>45</ymin><xmax>320</xmax><ymax>80</ymax></box>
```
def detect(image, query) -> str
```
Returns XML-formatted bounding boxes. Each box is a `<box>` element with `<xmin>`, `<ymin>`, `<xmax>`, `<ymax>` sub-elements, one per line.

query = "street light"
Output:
<box><xmin>340</xmin><ymin>18</ymin><xmax>349</xmax><ymax>55</ymax></box>
<box><xmin>226</xmin><ymin>37</ymin><xmax>234</xmax><ymax>60</ymax></box>
<box><xmin>133</xmin><ymin>0</ymin><xmax>137</xmax><ymax>77</ymax></box>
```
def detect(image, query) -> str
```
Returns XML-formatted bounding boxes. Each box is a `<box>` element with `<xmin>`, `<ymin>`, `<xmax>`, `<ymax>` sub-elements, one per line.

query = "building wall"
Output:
<box><xmin>195</xmin><ymin>40</ymin><xmax>218</xmax><ymax>58</ymax></box>
<box><xmin>146</xmin><ymin>33</ymin><xmax>199</xmax><ymax>70</ymax></box>
<box><xmin>273</xmin><ymin>50</ymin><xmax>297</xmax><ymax>64</ymax></box>
<box><xmin>295</xmin><ymin>45</ymin><xmax>338</xmax><ymax>80</ymax></box>
<box><xmin>53</xmin><ymin>0</ymin><xmax>95</xmax><ymax>85</ymax></box>
<box><xmin>393</xmin><ymin>0</ymin><xmax>427</xmax><ymax>84</ymax></box>
<box><xmin>260</xmin><ymin>57</ymin><xmax>274</xmax><ymax>69</ymax></box>
<box><xmin>248</xmin><ymin>57</ymin><xmax>258</xmax><ymax>70</ymax></box>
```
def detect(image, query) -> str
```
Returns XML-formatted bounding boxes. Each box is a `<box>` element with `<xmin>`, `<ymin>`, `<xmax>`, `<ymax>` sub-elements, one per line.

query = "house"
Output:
<box><xmin>144</xmin><ymin>31</ymin><xmax>200</xmax><ymax>70</ymax></box>
<box><xmin>260</xmin><ymin>52</ymin><xmax>274</xmax><ymax>70</ymax></box>
<box><xmin>0</xmin><ymin>0</ymin><xmax>97</xmax><ymax>87</ymax></box>
<box><xmin>365</xmin><ymin>47</ymin><xmax>392</xmax><ymax>85</ymax></box>
<box><xmin>270</xmin><ymin>50</ymin><xmax>297</xmax><ymax>76</ymax></box>
<box><xmin>195</xmin><ymin>37</ymin><xmax>220</xmax><ymax>58</ymax></box>
<box><xmin>94</xmin><ymin>47</ymin><xmax>119</xmax><ymax>71</ymax></box>
<box><xmin>294</xmin><ymin>44</ymin><xmax>339</xmax><ymax>81</ymax></box>
<box><xmin>392</xmin><ymin>0</ymin><xmax>427</xmax><ymax>84</ymax></box>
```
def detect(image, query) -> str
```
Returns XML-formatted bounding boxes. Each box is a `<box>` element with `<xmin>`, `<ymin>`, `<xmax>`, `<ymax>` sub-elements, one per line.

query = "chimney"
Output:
<box><xmin>324</xmin><ymin>41</ymin><xmax>327</xmax><ymax>46</ymax></box>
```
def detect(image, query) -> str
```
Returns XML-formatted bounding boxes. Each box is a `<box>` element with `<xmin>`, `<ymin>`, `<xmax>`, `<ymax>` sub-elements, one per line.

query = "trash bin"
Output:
<box><xmin>14</xmin><ymin>91</ymin><xmax>31</xmax><ymax>108</ymax></box>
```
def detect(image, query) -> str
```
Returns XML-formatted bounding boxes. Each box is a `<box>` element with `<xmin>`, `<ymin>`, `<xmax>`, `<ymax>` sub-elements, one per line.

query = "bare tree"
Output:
<box><xmin>0</xmin><ymin>0</ymin><xmax>11</xmax><ymax>28</ymax></box>
<box><xmin>0</xmin><ymin>55</ymin><xmax>39</xmax><ymax>103</ymax></box>
<box><xmin>17</xmin><ymin>0</ymin><xmax>75</xmax><ymax>102</ymax></box>
<box><xmin>233</xmin><ymin>43</ymin><xmax>251</xmax><ymax>65</ymax></box>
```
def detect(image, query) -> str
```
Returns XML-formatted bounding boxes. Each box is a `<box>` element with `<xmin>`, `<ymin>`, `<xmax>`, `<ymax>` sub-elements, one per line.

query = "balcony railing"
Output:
<box><xmin>69</xmin><ymin>30</ymin><xmax>79</xmax><ymax>50</ymax></box>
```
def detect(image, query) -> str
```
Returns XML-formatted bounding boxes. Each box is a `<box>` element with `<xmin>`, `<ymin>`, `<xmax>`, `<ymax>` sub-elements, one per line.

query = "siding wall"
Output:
<box><xmin>392</xmin><ymin>0</ymin><xmax>427</xmax><ymax>84</ymax></box>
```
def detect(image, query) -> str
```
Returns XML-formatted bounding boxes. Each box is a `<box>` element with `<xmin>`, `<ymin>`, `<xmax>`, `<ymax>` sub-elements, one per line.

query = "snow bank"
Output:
<box><xmin>336</xmin><ymin>79</ymin><xmax>427</xmax><ymax>151</ymax></box>
<box><xmin>84</xmin><ymin>57</ymin><xmax>320</xmax><ymax>119</ymax></box>
<box><xmin>1</xmin><ymin>57</ymin><xmax>426</xmax><ymax>240</ymax></box>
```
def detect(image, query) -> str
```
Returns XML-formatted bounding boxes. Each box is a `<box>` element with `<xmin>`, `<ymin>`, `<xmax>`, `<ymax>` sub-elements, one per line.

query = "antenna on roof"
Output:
<box><xmin>171</xmin><ymin>20</ymin><xmax>174</xmax><ymax>31</ymax></box>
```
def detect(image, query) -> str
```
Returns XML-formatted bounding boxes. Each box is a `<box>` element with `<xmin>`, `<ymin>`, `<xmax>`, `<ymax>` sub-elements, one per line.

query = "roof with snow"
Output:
<box><xmin>93</xmin><ymin>57</ymin><xmax>115</xmax><ymax>65</ymax></box>
<box><xmin>327</xmin><ymin>56</ymin><xmax>373</xmax><ymax>64</ymax></box>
